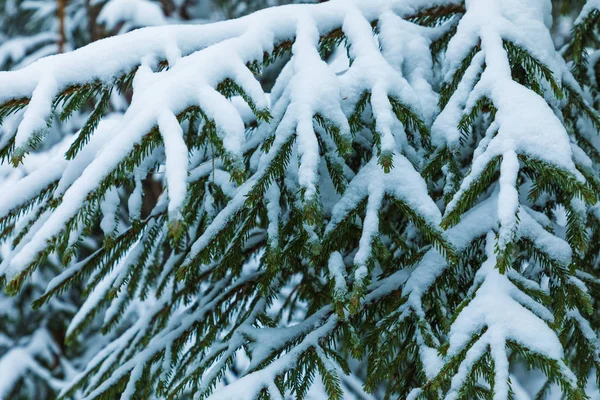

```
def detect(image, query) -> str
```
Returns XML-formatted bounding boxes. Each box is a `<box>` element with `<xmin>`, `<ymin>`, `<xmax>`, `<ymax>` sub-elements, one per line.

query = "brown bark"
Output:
<box><xmin>159</xmin><ymin>0</ymin><xmax>176</xmax><ymax>17</ymax></box>
<box><xmin>57</xmin><ymin>0</ymin><xmax>67</xmax><ymax>53</ymax></box>
<box><xmin>87</xmin><ymin>0</ymin><xmax>101</xmax><ymax>43</ymax></box>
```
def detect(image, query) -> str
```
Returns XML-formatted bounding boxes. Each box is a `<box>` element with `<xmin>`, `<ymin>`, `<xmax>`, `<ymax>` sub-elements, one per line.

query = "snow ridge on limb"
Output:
<box><xmin>0</xmin><ymin>0</ymin><xmax>461</xmax><ymax>103</ymax></box>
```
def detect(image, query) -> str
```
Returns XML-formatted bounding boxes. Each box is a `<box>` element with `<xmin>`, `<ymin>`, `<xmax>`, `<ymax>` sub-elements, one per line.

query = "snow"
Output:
<box><xmin>98</xmin><ymin>0</ymin><xmax>167</xmax><ymax>31</ymax></box>
<box><xmin>340</xmin><ymin>7</ymin><xmax>424</xmax><ymax>154</ymax></box>
<box><xmin>0</xmin><ymin>0</ymin><xmax>596</xmax><ymax>398</ymax></box>
<box><xmin>0</xmin><ymin>0</ymin><xmax>461</xmax><ymax>104</ymax></box>
<box><xmin>280</xmin><ymin>13</ymin><xmax>349</xmax><ymax>201</ymax></box>
<box><xmin>0</xmin><ymin>329</ymin><xmax>63</xmax><ymax>397</ymax></box>
<box><xmin>1</xmin><ymin>0</ymin><xmax>463</xmax><ymax>277</ymax></box>
<box><xmin>445</xmin><ymin>233</ymin><xmax>574</xmax><ymax>399</ymax></box>
<box><xmin>518</xmin><ymin>208</ymin><xmax>571</xmax><ymax>267</ymax></box>
<box><xmin>353</xmin><ymin>181</ymin><xmax>384</xmax><ymax>284</ymax></box>
<box><xmin>378</xmin><ymin>12</ymin><xmax>438</xmax><ymax>124</ymax></box>
<box><xmin>401</xmin><ymin>185</ymin><xmax>573</xmax><ymax>336</ymax></box>
<box><xmin>265</xmin><ymin>184</ymin><xmax>281</xmax><ymax>248</ymax></box>
<box><xmin>0</xmin><ymin>33</ymin><xmax>58</xmax><ymax>68</ymax></box>
<box><xmin>157</xmin><ymin>110</ymin><xmax>188</xmax><ymax>222</ymax></box>
<box><xmin>497</xmin><ymin>150</ymin><xmax>519</xmax><ymax>250</ymax></box>
<box><xmin>435</xmin><ymin>0</ymin><xmax>579</xmax><ymax>182</ymax></box>
<box><xmin>575</xmin><ymin>0</ymin><xmax>600</xmax><ymax>25</ymax></box>
<box><xmin>327</xmin><ymin>154</ymin><xmax>441</xmax><ymax>236</ymax></box>
<box><xmin>432</xmin><ymin>50</ymin><xmax>485</xmax><ymax>146</ymax></box>
<box><xmin>567</xmin><ymin>309</ymin><xmax>600</xmax><ymax>352</ymax></box>
<box><xmin>446</xmin><ymin>332</ymin><xmax>491</xmax><ymax>400</ymax></box>
<box><xmin>328</xmin><ymin>251</ymin><xmax>348</xmax><ymax>298</ymax></box>
<box><xmin>99</xmin><ymin>187</ymin><xmax>120</xmax><ymax>236</ymax></box>
<box><xmin>14</xmin><ymin>75</ymin><xmax>58</xmax><ymax>151</ymax></box>
<box><xmin>128</xmin><ymin>174</ymin><xmax>143</xmax><ymax>221</ymax></box>
<box><xmin>196</xmin><ymin>84</ymin><xmax>247</xmax><ymax>159</ymax></box>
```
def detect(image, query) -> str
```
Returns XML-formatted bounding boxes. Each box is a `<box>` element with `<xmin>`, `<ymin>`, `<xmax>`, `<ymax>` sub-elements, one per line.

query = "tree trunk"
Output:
<box><xmin>57</xmin><ymin>0</ymin><xmax>67</xmax><ymax>52</ymax></box>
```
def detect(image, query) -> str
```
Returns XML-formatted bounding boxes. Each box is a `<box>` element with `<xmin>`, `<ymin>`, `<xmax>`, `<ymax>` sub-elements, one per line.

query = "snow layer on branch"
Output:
<box><xmin>6</xmin><ymin>37</ymin><xmax>266</xmax><ymax>273</ymax></box>
<box><xmin>575</xmin><ymin>0</ymin><xmax>600</xmax><ymax>25</ymax></box>
<box><xmin>433</xmin><ymin>0</ymin><xmax>583</xmax><ymax>265</ymax></box>
<box><xmin>157</xmin><ymin>111</ymin><xmax>188</xmax><ymax>221</ymax></box>
<box><xmin>432</xmin><ymin>50</ymin><xmax>484</xmax><ymax>145</ymax></box>
<box><xmin>497</xmin><ymin>150</ymin><xmax>519</xmax><ymax>250</ymax></box>
<box><xmin>518</xmin><ymin>208</ymin><xmax>572</xmax><ymax>266</ymax></box>
<box><xmin>378</xmin><ymin>12</ymin><xmax>438</xmax><ymax>125</ymax></box>
<box><xmin>289</xmin><ymin>14</ymin><xmax>347</xmax><ymax>200</ymax></box>
<box><xmin>0</xmin><ymin>329</ymin><xmax>62</xmax><ymax>397</ymax></box>
<box><xmin>402</xmin><ymin>193</ymin><xmax>572</xmax><ymax>322</ymax></box>
<box><xmin>99</xmin><ymin>187</ymin><xmax>120</xmax><ymax>236</ymax></box>
<box><xmin>2</xmin><ymin>0</ymin><xmax>461</xmax><ymax>275</ymax></box>
<box><xmin>402</xmin><ymin>196</ymin><xmax>498</xmax><ymax>318</ymax></box>
<box><xmin>327</xmin><ymin>153</ymin><xmax>441</xmax><ymax>235</ymax></box>
<box><xmin>14</xmin><ymin>76</ymin><xmax>58</xmax><ymax>150</ymax></box>
<box><xmin>434</xmin><ymin>0</ymin><xmax>577</xmax><ymax>178</ymax></box>
<box><xmin>353</xmin><ymin>182</ymin><xmax>384</xmax><ymax>283</ymax></box>
<box><xmin>325</xmin><ymin>153</ymin><xmax>441</xmax><ymax>286</ymax></box>
<box><xmin>328</xmin><ymin>251</ymin><xmax>348</xmax><ymax>298</ymax></box>
<box><xmin>340</xmin><ymin>7</ymin><xmax>423</xmax><ymax>154</ymax></box>
<box><xmin>265</xmin><ymin>183</ymin><xmax>281</xmax><ymax>247</ymax></box>
<box><xmin>443</xmin><ymin>0</ymin><xmax>554</xmax><ymax>81</ymax></box>
<box><xmin>446</xmin><ymin>233</ymin><xmax>575</xmax><ymax>399</ymax></box>
<box><xmin>0</xmin><ymin>0</ymin><xmax>461</xmax><ymax>104</ymax></box>
<box><xmin>257</xmin><ymin>11</ymin><xmax>351</xmax><ymax>203</ymax></box>
<box><xmin>98</xmin><ymin>0</ymin><xmax>167</xmax><ymax>31</ymax></box>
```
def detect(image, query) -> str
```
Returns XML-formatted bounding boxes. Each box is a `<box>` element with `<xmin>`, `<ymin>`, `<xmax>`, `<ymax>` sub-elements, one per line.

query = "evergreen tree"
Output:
<box><xmin>0</xmin><ymin>0</ymin><xmax>598</xmax><ymax>399</ymax></box>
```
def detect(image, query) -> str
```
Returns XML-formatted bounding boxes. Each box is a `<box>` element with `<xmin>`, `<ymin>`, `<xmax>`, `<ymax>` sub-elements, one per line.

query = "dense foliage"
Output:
<box><xmin>0</xmin><ymin>0</ymin><xmax>599</xmax><ymax>399</ymax></box>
